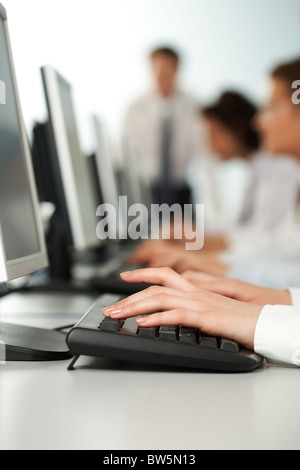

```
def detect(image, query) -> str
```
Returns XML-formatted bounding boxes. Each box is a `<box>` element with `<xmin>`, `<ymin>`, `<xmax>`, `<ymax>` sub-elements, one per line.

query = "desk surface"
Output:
<box><xmin>0</xmin><ymin>291</ymin><xmax>300</xmax><ymax>450</ymax></box>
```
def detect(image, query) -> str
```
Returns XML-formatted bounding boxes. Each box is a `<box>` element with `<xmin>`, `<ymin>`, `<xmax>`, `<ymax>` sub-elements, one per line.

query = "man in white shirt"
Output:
<box><xmin>122</xmin><ymin>46</ymin><xmax>202</xmax><ymax>207</ymax></box>
<box><xmin>104</xmin><ymin>57</ymin><xmax>300</xmax><ymax>367</ymax></box>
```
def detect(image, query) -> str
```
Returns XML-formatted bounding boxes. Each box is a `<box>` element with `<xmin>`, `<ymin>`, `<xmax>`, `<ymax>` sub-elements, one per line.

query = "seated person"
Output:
<box><xmin>129</xmin><ymin>59</ymin><xmax>300</xmax><ymax>285</ymax></box>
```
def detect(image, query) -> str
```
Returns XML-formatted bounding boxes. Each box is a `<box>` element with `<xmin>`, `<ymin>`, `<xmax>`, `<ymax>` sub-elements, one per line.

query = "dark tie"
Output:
<box><xmin>160</xmin><ymin>112</ymin><xmax>173</xmax><ymax>202</ymax></box>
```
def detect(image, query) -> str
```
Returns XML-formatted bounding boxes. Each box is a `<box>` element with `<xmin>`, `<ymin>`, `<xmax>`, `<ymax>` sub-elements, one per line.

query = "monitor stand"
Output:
<box><xmin>0</xmin><ymin>322</ymin><xmax>71</xmax><ymax>361</ymax></box>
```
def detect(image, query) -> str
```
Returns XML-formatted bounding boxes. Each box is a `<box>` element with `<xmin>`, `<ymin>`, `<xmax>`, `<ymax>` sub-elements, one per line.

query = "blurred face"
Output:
<box><xmin>203</xmin><ymin>117</ymin><xmax>245</xmax><ymax>160</ymax></box>
<box><xmin>150</xmin><ymin>53</ymin><xmax>178</xmax><ymax>98</ymax></box>
<box><xmin>257</xmin><ymin>78</ymin><xmax>300</xmax><ymax>158</ymax></box>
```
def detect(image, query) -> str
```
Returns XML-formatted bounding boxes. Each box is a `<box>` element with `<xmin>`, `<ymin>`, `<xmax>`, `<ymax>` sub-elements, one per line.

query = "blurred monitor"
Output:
<box><xmin>91</xmin><ymin>115</ymin><xmax>126</xmax><ymax>237</ymax></box>
<box><xmin>40</xmin><ymin>65</ymin><xmax>100</xmax><ymax>253</ymax></box>
<box><xmin>121</xmin><ymin>136</ymin><xmax>153</xmax><ymax>212</ymax></box>
<box><xmin>0</xmin><ymin>3</ymin><xmax>70</xmax><ymax>360</ymax></box>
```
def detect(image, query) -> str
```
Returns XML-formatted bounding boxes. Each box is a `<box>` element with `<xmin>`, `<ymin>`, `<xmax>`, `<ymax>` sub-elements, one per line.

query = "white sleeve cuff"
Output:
<box><xmin>254</xmin><ymin>305</ymin><xmax>300</xmax><ymax>366</ymax></box>
<box><xmin>288</xmin><ymin>288</ymin><xmax>300</xmax><ymax>307</ymax></box>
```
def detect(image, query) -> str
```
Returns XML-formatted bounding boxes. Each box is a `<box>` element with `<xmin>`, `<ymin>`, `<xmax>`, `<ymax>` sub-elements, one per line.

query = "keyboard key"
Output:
<box><xmin>137</xmin><ymin>326</ymin><xmax>158</xmax><ymax>338</ymax></box>
<box><xmin>220</xmin><ymin>338</ymin><xmax>240</xmax><ymax>353</ymax></box>
<box><xmin>158</xmin><ymin>325</ymin><xmax>178</xmax><ymax>341</ymax></box>
<box><xmin>179</xmin><ymin>326</ymin><xmax>196</xmax><ymax>344</ymax></box>
<box><xmin>199</xmin><ymin>335</ymin><xmax>218</xmax><ymax>349</ymax></box>
<box><xmin>99</xmin><ymin>317</ymin><xmax>124</xmax><ymax>332</ymax></box>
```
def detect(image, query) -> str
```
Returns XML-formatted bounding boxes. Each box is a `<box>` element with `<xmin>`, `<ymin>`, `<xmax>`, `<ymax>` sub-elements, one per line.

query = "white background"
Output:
<box><xmin>4</xmin><ymin>0</ymin><xmax>300</xmax><ymax>154</ymax></box>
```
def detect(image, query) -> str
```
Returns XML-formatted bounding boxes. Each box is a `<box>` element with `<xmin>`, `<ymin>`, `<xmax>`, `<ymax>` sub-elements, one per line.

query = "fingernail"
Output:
<box><xmin>102</xmin><ymin>305</ymin><xmax>114</xmax><ymax>315</ymax></box>
<box><xmin>120</xmin><ymin>271</ymin><xmax>131</xmax><ymax>277</ymax></box>
<box><xmin>137</xmin><ymin>316</ymin><xmax>151</xmax><ymax>326</ymax></box>
<box><xmin>109</xmin><ymin>308</ymin><xmax>123</xmax><ymax>317</ymax></box>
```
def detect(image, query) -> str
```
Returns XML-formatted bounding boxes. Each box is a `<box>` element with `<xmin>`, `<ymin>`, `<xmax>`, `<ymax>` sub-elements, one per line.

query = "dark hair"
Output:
<box><xmin>202</xmin><ymin>91</ymin><xmax>260</xmax><ymax>151</ymax></box>
<box><xmin>150</xmin><ymin>46</ymin><xmax>180</xmax><ymax>64</ymax></box>
<box><xmin>271</xmin><ymin>57</ymin><xmax>300</xmax><ymax>88</ymax></box>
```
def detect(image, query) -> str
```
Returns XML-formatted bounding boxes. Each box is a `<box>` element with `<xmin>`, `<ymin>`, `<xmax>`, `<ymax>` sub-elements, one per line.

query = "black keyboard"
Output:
<box><xmin>66</xmin><ymin>294</ymin><xmax>264</xmax><ymax>372</ymax></box>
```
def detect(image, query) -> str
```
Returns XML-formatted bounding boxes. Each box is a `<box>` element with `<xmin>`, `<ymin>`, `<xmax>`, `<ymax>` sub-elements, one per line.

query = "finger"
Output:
<box><xmin>126</xmin><ymin>250</ymin><xmax>152</xmax><ymax>264</ymax></box>
<box><xmin>182</xmin><ymin>270</ymin><xmax>219</xmax><ymax>283</ymax></box>
<box><xmin>102</xmin><ymin>285</ymin><xmax>190</xmax><ymax>316</ymax></box>
<box><xmin>136</xmin><ymin>309</ymin><xmax>221</xmax><ymax>338</ymax></box>
<box><xmin>104</xmin><ymin>290</ymin><xmax>198</xmax><ymax>319</ymax></box>
<box><xmin>136</xmin><ymin>309</ymin><xmax>203</xmax><ymax>328</ymax></box>
<box><xmin>120</xmin><ymin>267</ymin><xmax>197</xmax><ymax>292</ymax></box>
<box><xmin>148</xmin><ymin>254</ymin><xmax>185</xmax><ymax>270</ymax></box>
<box><xmin>175</xmin><ymin>260</ymin><xmax>200</xmax><ymax>274</ymax></box>
<box><xmin>189</xmin><ymin>279</ymin><xmax>244</xmax><ymax>300</ymax></box>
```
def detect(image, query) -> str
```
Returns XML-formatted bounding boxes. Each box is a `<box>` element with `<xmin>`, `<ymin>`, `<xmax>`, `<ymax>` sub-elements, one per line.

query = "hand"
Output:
<box><xmin>149</xmin><ymin>250</ymin><xmax>229</xmax><ymax>276</ymax></box>
<box><xmin>102</xmin><ymin>267</ymin><xmax>263</xmax><ymax>351</ymax></box>
<box><xmin>181</xmin><ymin>270</ymin><xmax>292</xmax><ymax>305</ymax></box>
<box><xmin>129</xmin><ymin>241</ymin><xmax>229</xmax><ymax>276</ymax></box>
<box><xmin>126</xmin><ymin>239</ymin><xmax>172</xmax><ymax>264</ymax></box>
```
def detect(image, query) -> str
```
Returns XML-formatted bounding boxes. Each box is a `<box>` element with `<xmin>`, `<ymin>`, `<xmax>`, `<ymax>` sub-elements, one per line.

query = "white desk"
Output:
<box><xmin>0</xmin><ymin>291</ymin><xmax>300</xmax><ymax>450</ymax></box>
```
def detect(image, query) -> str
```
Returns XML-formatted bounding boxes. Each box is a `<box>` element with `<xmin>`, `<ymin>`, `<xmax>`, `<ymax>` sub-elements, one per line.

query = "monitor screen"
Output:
<box><xmin>41</xmin><ymin>65</ymin><xmax>100</xmax><ymax>251</ymax></box>
<box><xmin>0</xmin><ymin>6</ymin><xmax>48</xmax><ymax>281</ymax></box>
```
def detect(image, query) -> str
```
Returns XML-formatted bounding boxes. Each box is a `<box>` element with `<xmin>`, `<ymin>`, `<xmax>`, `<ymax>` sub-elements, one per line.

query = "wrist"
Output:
<box><xmin>231</xmin><ymin>301</ymin><xmax>263</xmax><ymax>351</ymax></box>
<box><xmin>280</xmin><ymin>289</ymin><xmax>292</xmax><ymax>305</ymax></box>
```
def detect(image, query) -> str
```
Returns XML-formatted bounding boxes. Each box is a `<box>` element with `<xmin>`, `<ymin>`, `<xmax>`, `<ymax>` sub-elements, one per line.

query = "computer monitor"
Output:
<box><xmin>0</xmin><ymin>5</ymin><xmax>47</xmax><ymax>282</ymax></box>
<box><xmin>40</xmin><ymin>65</ymin><xmax>100</xmax><ymax>253</ymax></box>
<box><xmin>91</xmin><ymin>115</ymin><xmax>126</xmax><ymax>238</ymax></box>
<box><xmin>31</xmin><ymin>120</ymin><xmax>74</xmax><ymax>248</ymax></box>
<box><xmin>0</xmin><ymin>3</ymin><xmax>70</xmax><ymax>360</ymax></box>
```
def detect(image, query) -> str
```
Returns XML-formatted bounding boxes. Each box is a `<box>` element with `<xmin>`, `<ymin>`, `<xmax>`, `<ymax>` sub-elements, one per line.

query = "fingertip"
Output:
<box><xmin>136</xmin><ymin>315</ymin><xmax>154</xmax><ymax>326</ymax></box>
<box><xmin>120</xmin><ymin>271</ymin><xmax>133</xmax><ymax>278</ymax></box>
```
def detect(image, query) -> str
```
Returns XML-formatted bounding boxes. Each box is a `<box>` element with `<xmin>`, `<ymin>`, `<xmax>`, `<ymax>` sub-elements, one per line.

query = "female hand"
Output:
<box><xmin>102</xmin><ymin>267</ymin><xmax>263</xmax><ymax>350</ymax></box>
<box><xmin>129</xmin><ymin>241</ymin><xmax>229</xmax><ymax>276</ymax></box>
<box><xmin>181</xmin><ymin>270</ymin><xmax>292</xmax><ymax>305</ymax></box>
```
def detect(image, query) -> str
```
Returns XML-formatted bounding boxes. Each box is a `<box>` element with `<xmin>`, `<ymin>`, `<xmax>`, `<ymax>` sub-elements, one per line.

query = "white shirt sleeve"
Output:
<box><xmin>254</xmin><ymin>304</ymin><xmax>300</xmax><ymax>366</ymax></box>
<box><xmin>288</xmin><ymin>288</ymin><xmax>300</xmax><ymax>307</ymax></box>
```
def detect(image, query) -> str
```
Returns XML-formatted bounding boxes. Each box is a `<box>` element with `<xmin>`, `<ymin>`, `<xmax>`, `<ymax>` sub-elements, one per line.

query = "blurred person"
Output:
<box><xmin>122</xmin><ymin>46</ymin><xmax>204</xmax><ymax>207</ymax></box>
<box><xmin>129</xmin><ymin>87</ymin><xmax>300</xmax><ymax>276</ymax></box>
<box><xmin>201</xmin><ymin>91</ymin><xmax>299</xmax><ymax>237</ymax></box>
<box><xmin>199</xmin><ymin>90</ymin><xmax>260</xmax><ymax>236</ymax></box>
<box><xmin>222</xmin><ymin>57</ymin><xmax>300</xmax><ymax>286</ymax></box>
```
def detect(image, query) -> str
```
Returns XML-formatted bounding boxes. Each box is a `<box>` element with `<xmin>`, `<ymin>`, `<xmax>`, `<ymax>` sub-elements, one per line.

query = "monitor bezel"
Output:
<box><xmin>0</xmin><ymin>4</ymin><xmax>48</xmax><ymax>282</ymax></box>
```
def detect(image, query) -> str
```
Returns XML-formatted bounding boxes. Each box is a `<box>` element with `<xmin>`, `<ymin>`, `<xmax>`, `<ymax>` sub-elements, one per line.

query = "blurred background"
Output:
<box><xmin>1</xmin><ymin>0</ymin><xmax>300</xmax><ymax>289</ymax></box>
<box><xmin>5</xmin><ymin>0</ymin><xmax>300</xmax><ymax>153</ymax></box>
